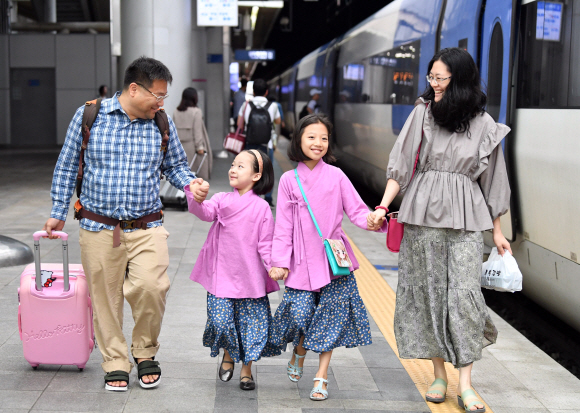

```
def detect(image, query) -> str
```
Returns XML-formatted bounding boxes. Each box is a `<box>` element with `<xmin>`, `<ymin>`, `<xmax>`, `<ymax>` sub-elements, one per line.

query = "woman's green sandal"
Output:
<box><xmin>104</xmin><ymin>370</ymin><xmax>129</xmax><ymax>392</ymax></box>
<box><xmin>458</xmin><ymin>389</ymin><xmax>486</xmax><ymax>412</ymax></box>
<box><xmin>425</xmin><ymin>378</ymin><xmax>447</xmax><ymax>403</ymax></box>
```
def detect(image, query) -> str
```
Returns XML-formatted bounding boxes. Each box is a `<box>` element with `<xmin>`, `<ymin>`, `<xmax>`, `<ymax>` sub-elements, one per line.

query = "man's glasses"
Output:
<box><xmin>426</xmin><ymin>75</ymin><xmax>452</xmax><ymax>86</ymax></box>
<box><xmin>136</xmin><ymin>83</ymin><xmax>169</xmax><ymax>102</ymax></box>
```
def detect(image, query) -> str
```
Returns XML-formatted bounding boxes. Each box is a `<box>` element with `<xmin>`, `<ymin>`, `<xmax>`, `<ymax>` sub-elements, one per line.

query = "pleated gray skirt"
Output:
<box><xmin>394</xmin><ymin>224</ymin><xmax>497</xmax><ymax>368</ymax></box>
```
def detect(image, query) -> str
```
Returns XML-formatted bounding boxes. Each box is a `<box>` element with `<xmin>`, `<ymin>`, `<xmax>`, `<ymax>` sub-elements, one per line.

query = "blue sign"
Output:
<box><xmin>234</xmin><ymin>49</ymin><xmax>276</xmax><ymax>61</ymax></box>
<box><xmin>207</xmin><ymin>54</ymin><xmax>223</xmax><ymax>64</ymax></box>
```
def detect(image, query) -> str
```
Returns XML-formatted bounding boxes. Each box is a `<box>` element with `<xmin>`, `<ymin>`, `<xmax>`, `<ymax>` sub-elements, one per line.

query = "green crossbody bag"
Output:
<box><xmin>294</xmin><ymin>169</ymin><xmax>352</xmax><ymax>276</ymax></box>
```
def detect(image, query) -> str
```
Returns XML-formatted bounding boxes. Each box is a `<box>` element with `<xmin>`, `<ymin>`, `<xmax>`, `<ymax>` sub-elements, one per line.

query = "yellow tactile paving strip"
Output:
<box><xmin>273</xmin><ymin>147</ymin><xmax>492</xmax><ymax>412</ymax></box>
<box><xmin>347</xmin><ymin>235</ymin><xmax>493</xmax><ymax>413</ymax></box>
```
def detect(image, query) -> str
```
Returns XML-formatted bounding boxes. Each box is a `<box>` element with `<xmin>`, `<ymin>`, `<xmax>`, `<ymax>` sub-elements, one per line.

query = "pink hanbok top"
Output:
<box><xmin>185</xmin><ymin>186</ymin><xmax>279</xmax><ymax>299</ymax></box>
<box><xmin>272</xmin><ymin>161</ymin><xmax>387</xmax><ymax>292</ymax></box>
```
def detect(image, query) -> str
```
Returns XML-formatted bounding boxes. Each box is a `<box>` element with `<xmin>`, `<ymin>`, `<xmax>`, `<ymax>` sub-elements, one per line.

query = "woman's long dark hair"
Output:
<box><xmin>420</xmin><ymin>48</ymin><xmax>486</xmax><ymax>135</ymax></box>
<box><xmin>176</xmin><ymin>87</ymin><xmax>198</xmax><ymax>111</ymax></box>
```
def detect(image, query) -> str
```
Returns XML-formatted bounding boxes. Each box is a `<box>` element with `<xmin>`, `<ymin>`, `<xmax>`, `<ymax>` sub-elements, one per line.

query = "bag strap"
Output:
<box><xmin>410</xmin><ymin>102</ymin><xmax>429</xmax><ymax>181</ymax></box>
<box><xmin>294</xmin><ymin>169</ymin><xmax>324</xmax><ymax>241</ymax></box>
<box><xmin>154</xmin><ymin>108</ymin><xmax>170</xmax><ymax>161</ymax></box>
<box><xmin>77</xmin><ymin>98</ymin><xmax>102</xmax><ymax>197</ymax></box>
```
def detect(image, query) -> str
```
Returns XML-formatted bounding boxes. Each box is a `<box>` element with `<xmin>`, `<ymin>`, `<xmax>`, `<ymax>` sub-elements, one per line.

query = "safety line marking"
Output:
<box><xmin>273</xmin><ymin>147</ymin><xmax>492</xmax><ymax>413</ymax></box>
<box><xmin>347</xmin><ymin>234</ymin><xmax>493</xmax><ymax>413</ymax></box>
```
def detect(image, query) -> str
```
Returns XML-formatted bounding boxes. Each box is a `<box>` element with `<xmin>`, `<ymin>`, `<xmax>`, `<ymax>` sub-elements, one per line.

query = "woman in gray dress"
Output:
<box><xmin>173</xmin><ymin>88</ymin><xmax>213</xmax><ymax>180</ymax></box>
<box><xmin>370</xmin><ymin>48</ymin><xmax>512</xmax><ymax>412</ymax></box>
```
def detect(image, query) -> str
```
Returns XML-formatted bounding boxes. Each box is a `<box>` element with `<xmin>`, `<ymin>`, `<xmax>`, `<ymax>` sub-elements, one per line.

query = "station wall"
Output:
<box><xmin>0</xmin><ymin>33</ymin><xmax>111</xmax><ymax>146</ymax></box>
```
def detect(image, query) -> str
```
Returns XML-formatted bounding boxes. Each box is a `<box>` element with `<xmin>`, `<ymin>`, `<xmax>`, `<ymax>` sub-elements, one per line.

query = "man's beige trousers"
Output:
<box><xmin>79</xmin><ymin>226</ymin><xmax>170</xmax><ymax>373</ymax></box>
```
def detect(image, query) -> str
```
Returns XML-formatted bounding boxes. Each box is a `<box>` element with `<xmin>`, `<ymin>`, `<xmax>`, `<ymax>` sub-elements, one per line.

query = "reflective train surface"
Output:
<box><xmin>268</xmin><ymin>0</ymin><xmax>580</xmax><ymax>331</ymax></box>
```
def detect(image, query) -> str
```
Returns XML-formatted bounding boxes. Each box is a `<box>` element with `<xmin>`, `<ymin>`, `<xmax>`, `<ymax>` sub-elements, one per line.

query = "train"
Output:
<box><xmin>267</xmin><ymin>0</ymin><xmax>580</xmax><ymax>332</ymax></box>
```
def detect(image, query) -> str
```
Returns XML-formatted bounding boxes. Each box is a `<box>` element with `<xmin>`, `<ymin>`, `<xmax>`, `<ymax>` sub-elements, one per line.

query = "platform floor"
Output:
<box><xmin>0</xmin><ymin>145</ymin><xmax>579</xmax><ymax>413</ymax></box>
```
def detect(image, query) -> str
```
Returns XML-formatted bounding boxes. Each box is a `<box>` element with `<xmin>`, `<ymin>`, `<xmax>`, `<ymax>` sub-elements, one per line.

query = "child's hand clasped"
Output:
<box><xmin>269</xmin><ymin>267</ymin><xmax>288</xmax><ymax>281</ymax></box>
<box><xmin>189</xmin><ymin>178</ymin><xmax>210</xmax><ymax>203</ymax></box>
<box><xmin>366</xmin><ymin>211</ymin><xmax>386</xmax><ymax>231</ymax></box>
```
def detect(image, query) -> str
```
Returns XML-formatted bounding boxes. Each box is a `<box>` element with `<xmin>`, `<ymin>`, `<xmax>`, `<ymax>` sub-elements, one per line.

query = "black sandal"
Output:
<box><xmin>136</xmin><ymin>359</ymin><xmax>161</xmax><ymax>389</ymax></box>
<box><xmin>104</xmin><ymin>370</ymin><xmax>129</xmax><ymax>392</ymax></box>
<box><xmin>219</xmin><ymin>357</ymin><xmax>235</xmax><ymax>382</ymax></box>
<box><xmin>240</xmin><ymin>374</ymin><xmax>255</xmax><ymax>391</ymax></box>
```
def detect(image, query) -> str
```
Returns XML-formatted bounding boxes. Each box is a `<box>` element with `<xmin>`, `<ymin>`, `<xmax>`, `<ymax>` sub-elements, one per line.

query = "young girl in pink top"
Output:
<box><xmin>269</xmin><ymin>113</ymin><xmax>387</xmax><ymax>401</ymax></box>
<box><xmin>185</xmin><ymin>149</ymin><xmax>280</xmax><ymax>391</ymax></box>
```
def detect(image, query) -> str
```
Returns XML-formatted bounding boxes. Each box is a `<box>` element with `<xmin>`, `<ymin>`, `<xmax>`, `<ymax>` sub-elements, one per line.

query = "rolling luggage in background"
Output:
<box><xmin>159</xmin><ymin>151</ymin><xmax>208</xmax><ymax>210</ymax></box>
<box><xmin>18</xmin><ymin>231</ymin><xmax>94</xmax><ymax>370</ymax></box>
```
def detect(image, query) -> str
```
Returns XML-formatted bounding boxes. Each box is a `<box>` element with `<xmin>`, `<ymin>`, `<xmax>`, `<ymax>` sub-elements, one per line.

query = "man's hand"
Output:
<box><xmin>43</xmin><ymin>218</ymin><xmax>65</xmax><ymax>239</ymax></box>
<box><xmin>189</xmin><ymin>178</ymin><xmax>210</xmax><ymax>203</ymax></box>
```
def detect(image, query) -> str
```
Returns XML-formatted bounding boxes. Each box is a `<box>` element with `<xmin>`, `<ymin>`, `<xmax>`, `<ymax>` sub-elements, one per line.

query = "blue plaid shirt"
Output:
<box><xmin>50</xmin><ymin>93</ymin><xmax>195</xmax><ymax>232</ymax></box>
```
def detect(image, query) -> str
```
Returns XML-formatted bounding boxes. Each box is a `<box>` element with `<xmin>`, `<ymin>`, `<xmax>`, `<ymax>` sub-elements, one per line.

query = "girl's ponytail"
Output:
<box><xmin>244</xmin><ymin>149</ymin><xmax>274</xmax><ymax>195</ymax></box>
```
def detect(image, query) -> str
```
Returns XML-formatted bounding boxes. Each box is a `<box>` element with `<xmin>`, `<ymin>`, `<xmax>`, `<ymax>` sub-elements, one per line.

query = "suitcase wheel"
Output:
<box><xmin>78</xmin><ymin>368</ymin><xmax>84</xmax><ymax>372</ymax></box>
<box><xmin>32</xmin><ymin>365</ymin><xmax>38</xmax><ymax>370</ymax></box>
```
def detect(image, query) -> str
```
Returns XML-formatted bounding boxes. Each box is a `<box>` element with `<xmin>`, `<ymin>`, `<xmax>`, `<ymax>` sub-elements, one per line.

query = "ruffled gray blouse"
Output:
<box><xmin>387</xmin><ymin>98</ymin><xmax>510</xmax><ymax>231</ymax></box>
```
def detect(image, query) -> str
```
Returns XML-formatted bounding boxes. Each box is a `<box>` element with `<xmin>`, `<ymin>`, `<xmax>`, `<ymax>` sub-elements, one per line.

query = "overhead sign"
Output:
<box><xmin>234</xmin><ymin>49</ymin><xmax>276</xmax><ymax>61</ymax></box>
<box><xmin>197</xmin><ymin>0</ymin><xmax>238</xmax><ymax>27</ymax></box>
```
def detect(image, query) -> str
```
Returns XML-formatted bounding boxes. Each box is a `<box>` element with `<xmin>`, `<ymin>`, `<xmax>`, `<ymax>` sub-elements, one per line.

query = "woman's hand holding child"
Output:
<box><xmin>189</xmin><ymin>178</ymin><xmax>210</xmax><ymax>203</ymax></box>
<box><xmin>367</xmin><ymin>211</ymin><xmax>386</xmax><ymax>231</ymax></box>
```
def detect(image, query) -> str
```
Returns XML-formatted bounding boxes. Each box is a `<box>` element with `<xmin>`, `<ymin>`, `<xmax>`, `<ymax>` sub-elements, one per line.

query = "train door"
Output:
<box><xmin>479</xmin><ymin>0</ymin><xmax>516</xmax><ymax>240</ymax></box>
<box><xmin>320</xmin><ymin>39</ymin><xmax>340</xmax><ymax>122</ymax></box>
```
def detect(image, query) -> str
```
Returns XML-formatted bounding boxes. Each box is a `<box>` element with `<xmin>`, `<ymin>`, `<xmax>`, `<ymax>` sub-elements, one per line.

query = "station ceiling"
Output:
<box><xmin>252</xmin><ymin>0</ymin><xmax>393</xmax><ymax>80</ymax></box>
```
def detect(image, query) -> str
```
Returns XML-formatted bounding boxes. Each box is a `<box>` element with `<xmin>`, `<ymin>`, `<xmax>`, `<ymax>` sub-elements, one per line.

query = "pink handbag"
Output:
<box><xmin>224</xmin><ymin>102</ymin><xmax>248</xmax><ymax>155</ymax></box>
<box><xmin>386</xmin><ymin>137</ymin><xmax>423</xmax><ymax>253</ymax></box>
<box><xmin>223</xmin><ymin>129</ymin><xmax>245</xmax><ymax>155</ymax></box>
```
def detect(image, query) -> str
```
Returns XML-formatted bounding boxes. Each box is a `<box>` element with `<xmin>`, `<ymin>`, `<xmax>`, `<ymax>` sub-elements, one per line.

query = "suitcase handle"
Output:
<box><xmin>32</xmin><ymin>231</ymin><xmax>70</xmax><ymax>292</ymax></box>
<box><xmin>33</xmin><ymin>231</ymin><xmax>69</xmax><ymax>241</ymax></box>
<box><xmin>189</xmin><ymin>151</ymin><xmax>208</xmax><ymax>176</ymax></box>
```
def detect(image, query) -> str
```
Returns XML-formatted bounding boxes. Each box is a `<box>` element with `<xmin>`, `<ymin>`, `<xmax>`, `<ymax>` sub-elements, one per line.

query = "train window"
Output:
<box><xmin>487</xmin><ymin>23</ymin><xmax>503</xmax><ymax>121</ymax></box>
<box><xmin>517</xmin><ymin>0</ymin><xmax>580</xmax><ymax>108</ymax></box>
<box><xmin>336</xmin><ymin>40</ymin><xmax>420</xmax><ymax>105</ymax></box>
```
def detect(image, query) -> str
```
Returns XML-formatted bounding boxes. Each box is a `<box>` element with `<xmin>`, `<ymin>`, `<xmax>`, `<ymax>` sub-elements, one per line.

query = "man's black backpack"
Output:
<box><xmin>245</xmin><ymin>101</ymin><xmax>273</xmax><ymax>145</ymax></box>
<box><xmin>299</xmin><ymin>104</ymin><xmax>309</xmax><ymax>119</ymax></box>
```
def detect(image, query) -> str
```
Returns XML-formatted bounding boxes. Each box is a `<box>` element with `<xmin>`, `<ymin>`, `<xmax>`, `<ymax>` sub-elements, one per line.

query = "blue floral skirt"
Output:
<box><xmin>272</xmin><ymin>273</ymin><xmax>372</xmax><ymax>353</ymax></box>
<box><xmin>203</xmin><ymin>293</ymin><xmax>282</xmax><ymax>364</ymax></box>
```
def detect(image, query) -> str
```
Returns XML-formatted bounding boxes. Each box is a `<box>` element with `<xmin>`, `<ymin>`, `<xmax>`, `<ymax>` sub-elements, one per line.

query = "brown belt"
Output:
<box><xmin>75</xmin><ymin>203</ymin><xmax>163</xmax><ymax>248</ymax></box>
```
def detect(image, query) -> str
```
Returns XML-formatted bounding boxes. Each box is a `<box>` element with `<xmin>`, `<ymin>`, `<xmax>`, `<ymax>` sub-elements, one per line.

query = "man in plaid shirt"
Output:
<box><xmin>43</xmin><ymin>57</ymin><xmax>208</xmax><ymax>391</ymax></box>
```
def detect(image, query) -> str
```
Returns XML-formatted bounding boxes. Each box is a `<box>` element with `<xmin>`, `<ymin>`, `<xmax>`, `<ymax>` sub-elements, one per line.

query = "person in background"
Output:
<box><xmin>370</xmin><ymin>47</ymin><xmax>511</xmax><ymax>413</ymax></box>
<box><xmin>307</xmin><ymin>89</ymin><xmax>321</xmax><ymax>114</ymax></box>
<box><xmin>233</xmin><ymin>77</ymin><xmax>248</xmax><ymax>125</ymax></box>
<box><xmin>173</xmin><ymin>87</ymin><xmax>213</xmax><ymax>180</ymax></box>
<box><xmin>98</xmin><ymin>85</ymin><xmax>108</xmax><ymax>99</ymax></box>
<box><xmin>238</xmin><ymin>79</ymin><xmax>281</xmax><ymax>207</ymax></box>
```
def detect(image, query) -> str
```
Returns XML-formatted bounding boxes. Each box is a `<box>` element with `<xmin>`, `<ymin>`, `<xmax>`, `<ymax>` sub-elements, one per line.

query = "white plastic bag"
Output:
<box><xmin>481</xmin><ymin>247</ymin><xmax>523</xmax><ymax>293</ymax></box>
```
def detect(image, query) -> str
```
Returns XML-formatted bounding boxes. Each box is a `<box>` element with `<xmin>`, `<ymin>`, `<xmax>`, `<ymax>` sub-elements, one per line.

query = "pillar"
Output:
<box><xmin>119</xmin><ymin>0</ymin><xmax>191</xmax><ymax>115</ymax></box>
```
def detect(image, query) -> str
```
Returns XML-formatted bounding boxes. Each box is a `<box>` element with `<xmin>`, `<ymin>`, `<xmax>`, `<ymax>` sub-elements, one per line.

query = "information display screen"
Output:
<box><xmin>536</xmin><ymin>1</ymin><xmax>563</xmax><ymax>41</ymax></box>
<box><xmin>197</xmin><ymin>0</ymin><xmax>238</xmax><ymax>27</ymax></box>
<box><xmin>234</xmin><ymin>49</ymin><xmax>276</xmax><ymax>61</ymax></box>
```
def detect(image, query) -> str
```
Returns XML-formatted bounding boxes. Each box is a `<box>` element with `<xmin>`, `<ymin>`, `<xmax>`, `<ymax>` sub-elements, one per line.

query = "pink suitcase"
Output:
<box><xmin>18</xmin><ymin>231</ymin><xmax>94</xmax><ymax>370</ymax></box>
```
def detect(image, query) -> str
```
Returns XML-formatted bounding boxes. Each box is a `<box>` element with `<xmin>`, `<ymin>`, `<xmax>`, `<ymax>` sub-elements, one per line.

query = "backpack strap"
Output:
<box><xmin>154</xmin><ymin>108</ymin><xmax>170</xmax><ymax>172</ymax></box>
<box><xmin>76</xmin><ymin>98</ymin><xmax>102</xmax><ymax>198</ymax></box>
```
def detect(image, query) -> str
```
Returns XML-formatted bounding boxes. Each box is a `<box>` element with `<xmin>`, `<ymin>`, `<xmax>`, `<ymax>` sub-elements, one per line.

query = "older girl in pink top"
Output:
<box><xmin>269</xmin><ymin>114</ymin><xmax>387</xmax><ymax>401</ymax></box>
<box><xmin>185</xmin><ymin>149</ymin><xmax>280</xmax><ymax>391</ymax></box>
